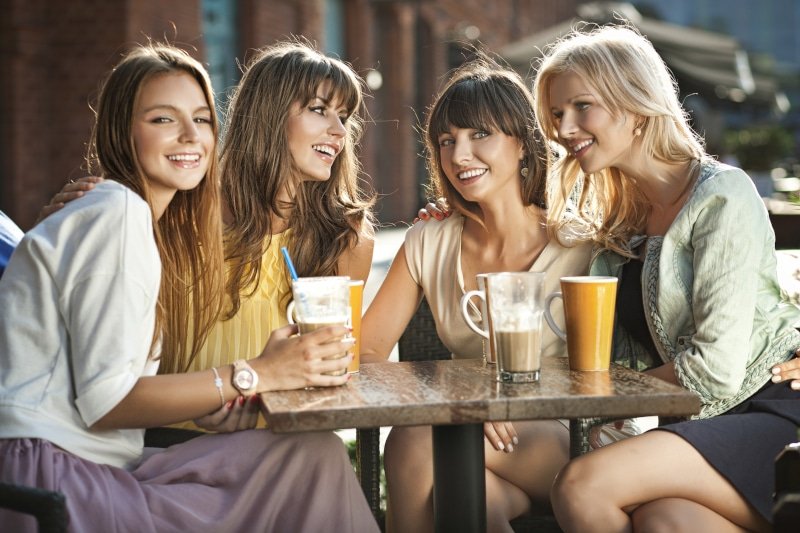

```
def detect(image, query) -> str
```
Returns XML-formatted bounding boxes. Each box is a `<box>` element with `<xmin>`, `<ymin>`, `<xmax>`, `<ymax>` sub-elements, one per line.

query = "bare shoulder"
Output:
<box><xmin>338</xmin><ymin>226</ymin><xmax>375</xmax><ymax>281</ymax></box>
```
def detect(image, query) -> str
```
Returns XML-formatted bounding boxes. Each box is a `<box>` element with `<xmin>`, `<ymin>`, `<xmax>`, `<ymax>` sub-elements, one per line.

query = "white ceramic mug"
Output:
<box><xmin>460</xmin><ymin>273</ymin><xmax>497</xmax><ymax>363</ymax></box>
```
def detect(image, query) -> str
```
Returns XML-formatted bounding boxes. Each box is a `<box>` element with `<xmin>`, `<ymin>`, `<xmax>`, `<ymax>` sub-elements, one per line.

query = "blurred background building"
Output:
<box><xmin>1</xmin><ymin>0</ymin><xmax>796</xmax><ymax>230</ymax></box>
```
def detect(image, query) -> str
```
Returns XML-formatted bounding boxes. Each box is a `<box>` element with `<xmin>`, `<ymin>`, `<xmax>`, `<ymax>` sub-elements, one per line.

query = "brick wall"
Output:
<box><xmin>1</xmin><ymin>0</ymin><xmax>203</xmax><ymax>229</ymax></box>
<box><xmin>0</xmin><ymin>0</ymin><xmax>583</xmax><ymax>229</ymax></box>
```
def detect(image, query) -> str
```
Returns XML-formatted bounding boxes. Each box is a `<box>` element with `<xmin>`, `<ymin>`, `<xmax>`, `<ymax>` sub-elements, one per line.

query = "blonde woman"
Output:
<box><xmin>533</xmin><ymin>25</ymin><xmax>800</xmax><ymax>532</ymax></box>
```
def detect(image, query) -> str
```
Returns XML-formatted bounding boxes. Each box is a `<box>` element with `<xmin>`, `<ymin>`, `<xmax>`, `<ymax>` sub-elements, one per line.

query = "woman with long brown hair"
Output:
<box><xmin>0</xmin><ymin>43</ymin><xmax>376</xmax><ymax>532</ymax></box>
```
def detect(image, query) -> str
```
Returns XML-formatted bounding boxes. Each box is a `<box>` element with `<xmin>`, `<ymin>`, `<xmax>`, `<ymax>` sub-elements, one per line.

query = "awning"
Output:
<box><xmin>499</xmin><ymin>1</ymin><xmax>785</xmax><ymax>111</ymax></box>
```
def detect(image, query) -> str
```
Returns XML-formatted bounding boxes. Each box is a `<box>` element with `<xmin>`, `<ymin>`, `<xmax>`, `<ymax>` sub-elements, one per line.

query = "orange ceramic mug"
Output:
<box><xmin>544</xmin><ymin>276</ymin><xmax>618</xmax><ymax>371</ymax></box>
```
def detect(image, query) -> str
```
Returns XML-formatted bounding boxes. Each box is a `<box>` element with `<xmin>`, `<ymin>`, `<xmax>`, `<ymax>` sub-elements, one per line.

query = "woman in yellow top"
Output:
<box><xmin>183</xmin><ymin>40</ymin><xmax>375</xmax><ymax>431</ymax></box>
<box><xmin>45</xmin><ymin>40</ymin><xmax>375</xmax><ymax>432</ymax></box>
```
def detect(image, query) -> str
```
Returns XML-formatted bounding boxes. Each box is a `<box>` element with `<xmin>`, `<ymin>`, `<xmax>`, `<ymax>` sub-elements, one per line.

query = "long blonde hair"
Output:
<box><xmin>220</xmin><ymin>39</ymin><xmax>374</xmax><ymax>318</ymax></box>
<box><xmin>87</xmin><ymin>44</ymin><xmax>225</xmax><ymax>374</ymax></box>
<box><xmin>533</xmin><ymin>25</ymin><xmax>705</xmax><ymax>254</ymax></box>
<box><xmin>425</xmin><ymin>55</ymin><xmax>548</xmax><ymax>225</ymax></box>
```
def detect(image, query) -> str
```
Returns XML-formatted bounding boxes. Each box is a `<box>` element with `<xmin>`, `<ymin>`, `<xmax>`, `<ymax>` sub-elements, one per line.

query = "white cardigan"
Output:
<box><xmin>0</xmin><ymin>181</ymin><xmax>160</xmax><ymax>469</ymax></box>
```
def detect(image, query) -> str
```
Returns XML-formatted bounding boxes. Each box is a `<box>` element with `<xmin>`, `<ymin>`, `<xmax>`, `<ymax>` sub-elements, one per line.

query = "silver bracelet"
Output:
<box><xmin>211</xmin><ymin>367</ymin><xmax>225</xmax><ymax>408</ymax></box>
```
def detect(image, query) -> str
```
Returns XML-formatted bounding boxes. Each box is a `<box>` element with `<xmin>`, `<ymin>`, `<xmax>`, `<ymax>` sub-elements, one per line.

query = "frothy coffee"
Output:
<box><xmin>495</xmin><ymin>328</ymin><xmax>542</xmax><ymax>373</ymax></box>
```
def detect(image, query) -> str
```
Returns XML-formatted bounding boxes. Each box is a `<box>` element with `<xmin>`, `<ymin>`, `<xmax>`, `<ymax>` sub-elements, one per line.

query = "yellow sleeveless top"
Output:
<box><xmin>174</xmin><ymin>231</ymin><xmax>293</xmax><ymax>430</ymax></box>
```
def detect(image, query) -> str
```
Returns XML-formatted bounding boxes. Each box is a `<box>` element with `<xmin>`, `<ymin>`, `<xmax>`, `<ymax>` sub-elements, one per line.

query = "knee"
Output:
<box><xmin>631</xmin><ymin>507</ymin><xmax>681</xmax><ymax>533</ymax></box>
<box><xmin>285</xmin><ymin>431</ymin><xmax>349</xmax><ymax>466</ymax></box>
<box><xmin>383</xmin><ymin>426</ymin><xmax>430</xmax><ymax>483</ymax></box>
<box><xmin>551</xmin><ymin>457</ymin><xmax>597</xmax><ymax>514</ymax></box>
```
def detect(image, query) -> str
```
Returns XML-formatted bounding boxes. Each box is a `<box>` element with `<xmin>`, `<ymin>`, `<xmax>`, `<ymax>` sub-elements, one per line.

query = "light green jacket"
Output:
<box><xmin>591</xmin><ymin>159</ymin><xmax>800</xmax><ymax>419</ymax></box>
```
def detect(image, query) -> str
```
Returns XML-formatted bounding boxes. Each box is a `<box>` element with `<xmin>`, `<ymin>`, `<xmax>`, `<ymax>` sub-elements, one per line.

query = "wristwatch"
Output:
<box><xmin>231</xmin><ymin>359</ymin><xmax>259</xmax><ymax>397</ymax></box>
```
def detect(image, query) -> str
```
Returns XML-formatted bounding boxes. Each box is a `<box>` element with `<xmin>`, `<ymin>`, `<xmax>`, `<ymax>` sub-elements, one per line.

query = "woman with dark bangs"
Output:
<box><xmin>359</xmin><ymin>57</ymin><xmax>591</xmax><ymax>531</ymax></box>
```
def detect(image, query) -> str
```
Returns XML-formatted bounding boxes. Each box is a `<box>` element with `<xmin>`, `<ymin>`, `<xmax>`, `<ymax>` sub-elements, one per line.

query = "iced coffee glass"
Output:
<box><xmin>286</xmin><ymin>276</ymin><xmax>352</xmax><ymax>376</ymax></box>
<box><xmin>485</xmin><ymin>272</ymin><xmax>546</xmax><ymax>383</ymax></box>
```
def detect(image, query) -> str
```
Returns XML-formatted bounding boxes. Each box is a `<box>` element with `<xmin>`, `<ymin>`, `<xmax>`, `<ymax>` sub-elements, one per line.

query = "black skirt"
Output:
<box><xmin>657</xmin><ymin>379</ymin><xmax>800</xmax><ymax>522</ymax></box>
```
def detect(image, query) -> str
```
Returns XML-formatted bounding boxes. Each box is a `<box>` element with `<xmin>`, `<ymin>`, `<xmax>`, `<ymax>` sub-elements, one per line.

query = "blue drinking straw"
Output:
<box><xmin>281</xmin><ymin>246</ymin><xmax>307</xmax><ymax>321</ymax></box>
<box><xmin>281</xmin><ymin>247</ymin><xmax>299</xmax><ymax>281</ymax></box>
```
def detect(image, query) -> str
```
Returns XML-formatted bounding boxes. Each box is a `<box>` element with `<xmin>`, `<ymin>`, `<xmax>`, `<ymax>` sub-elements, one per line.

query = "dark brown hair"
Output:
<box><xmin>220</xmin><ymin>38</ymin><xmax>374</xmax><ymax>317</ymax></box>
<box><xmin>425</xmin><ymin>55</ymin><xmax>547</xmax><ymax>224</ymax></box>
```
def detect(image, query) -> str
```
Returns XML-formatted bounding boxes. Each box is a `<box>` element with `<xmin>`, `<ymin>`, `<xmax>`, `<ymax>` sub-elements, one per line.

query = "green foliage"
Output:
<box><xmin>724</xmin><ymin>125</ymin><xmax>794</xmax><ymax>171</ymax></box>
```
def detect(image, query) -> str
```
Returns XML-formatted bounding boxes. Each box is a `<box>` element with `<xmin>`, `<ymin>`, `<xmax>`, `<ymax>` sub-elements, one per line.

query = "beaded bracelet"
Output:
<box><xmin>211</xmin><ymin>367</ymin><xmax>225</xmax><ymax>408</ymax></box>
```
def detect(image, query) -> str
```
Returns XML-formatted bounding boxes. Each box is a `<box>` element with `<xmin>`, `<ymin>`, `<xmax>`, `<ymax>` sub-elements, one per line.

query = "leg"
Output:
<box><xmin>631</xmin><ymin>498</ymin><xmax>756</xmax><ymax>533</ymax></box>
<box><xmin>384</xmin><ymin>425</ymin><xmax>435</xmax><ymax>533</ymax></box>
<box><xmin>386</xmin><ymin>421</ymin><xmax>570</xmax><ymax>533</ymax></box>
<box><xmin>551</xmin><ymin>431</ymin><xmax>769</xmax><ymax>533</ymax></box>
<box><xmin>484</xmin><ymin>419</ymin><xmax>569</xmax><ymax>510</ymax></box>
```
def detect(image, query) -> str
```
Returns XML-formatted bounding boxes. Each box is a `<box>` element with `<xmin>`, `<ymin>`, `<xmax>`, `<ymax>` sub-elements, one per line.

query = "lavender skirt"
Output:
<box><xmin>0</xmin><ymin>430</ymin><xmax>378</xmax><ymax>532</ymax></box>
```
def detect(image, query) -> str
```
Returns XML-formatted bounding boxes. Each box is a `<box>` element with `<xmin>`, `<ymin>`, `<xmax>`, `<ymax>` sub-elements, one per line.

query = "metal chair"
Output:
<box><xmin>0</xmin><ymin>427</ymin><xmax>204</xmax><ymax>532</ymax></box>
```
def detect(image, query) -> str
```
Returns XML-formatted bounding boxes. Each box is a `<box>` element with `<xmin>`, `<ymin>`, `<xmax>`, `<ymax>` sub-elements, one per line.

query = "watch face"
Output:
<box><xmin>235</xmin><ymin>370</ymin><xmax>254</xmax><ymax>390</ymax></box>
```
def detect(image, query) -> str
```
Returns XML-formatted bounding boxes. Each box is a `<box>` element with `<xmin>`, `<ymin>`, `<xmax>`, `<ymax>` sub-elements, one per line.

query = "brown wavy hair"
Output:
<box><xmin>424</xmin><ymin>54</ymin><xmax>548</xmax><ymax>225</ymax></box>
<box><xmin>87</xmin><ymin>44</ymin><xmax>225</xmax><ymax>374</ymax></box>
<box><xmin>220</xmin><ymin>39</ymin><xmax>374</xmax><ymax>318</ymax></box>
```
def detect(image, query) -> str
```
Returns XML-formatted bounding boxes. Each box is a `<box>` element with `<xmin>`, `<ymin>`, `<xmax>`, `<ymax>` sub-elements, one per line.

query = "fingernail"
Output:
<box><xmin>238</xmin><ymin>396</ymin><xmax>246</xmax><ymax>406</ymax></box>
<box><xmin>792</xmin><ymin>382</ymin><xmax>800</xmax><ymax>390</ymax></box>
<box><xmin>250</xmin><ymin>395</ymin><xmax>259</xmax><ymax>404</ymax></box>
<box><xmin>226</xmin><ymin>400</ymin><xmax>234</xmax><ymax>410</ymax></box>
<box><xmin>506</xmin><ymin>444</ymin><xmax>514</xmax><ymax>453</ymax></box>
<box><xmin>512</xmin><ymin>436</ymin><xmax>519</xmax><ymax>445</ymax></box>
<box><xmin>772</xmin><ymin>375</ymin><xmax>781</xmax><ymax>383</ymax></box>
<box><xmin>496</xmin><ymin>441</ymin><xmax>504</xmax><ymax>451</ymax></box>
<box><xmin>772</xmin><ymin>367</ymin><xmax>781</xmax><ymax>374</ymax></box>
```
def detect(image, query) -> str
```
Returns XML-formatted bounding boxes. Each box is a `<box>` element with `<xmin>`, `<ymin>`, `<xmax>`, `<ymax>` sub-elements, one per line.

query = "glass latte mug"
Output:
<box><xmin>483</xmin><ymin>272</ymin><xmax>547</xmax><ymax>383</ymax></box>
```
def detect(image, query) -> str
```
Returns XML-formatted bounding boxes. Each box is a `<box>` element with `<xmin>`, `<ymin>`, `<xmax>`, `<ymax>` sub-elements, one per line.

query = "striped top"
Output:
<box><xmin>174</xmin><ymin>231</ymin><xmax>293</xmax><ymax>430</ymax></box>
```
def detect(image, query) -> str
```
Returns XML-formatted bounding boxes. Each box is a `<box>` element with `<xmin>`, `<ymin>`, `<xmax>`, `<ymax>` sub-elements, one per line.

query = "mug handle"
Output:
<box><xmin>460</xmin><ymin>290</ymin><xmax>488</xmax><ymax>338</ymax></box>
<box><xmin>544</xmin><ymin>291</ymin><xmax>567</xmax><ymax>341</ymax></box>
<box><xmin>286</xmin><ymin>300</ymin><xmax>296</xmax><ymax>325</ymax></box>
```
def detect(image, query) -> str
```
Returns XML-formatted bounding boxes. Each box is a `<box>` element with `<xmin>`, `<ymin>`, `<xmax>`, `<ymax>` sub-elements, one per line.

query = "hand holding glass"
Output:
<box><xmin>286</xmin><ymin>276</ymin><xmax>353</xmax><ymax>376</ymax></box>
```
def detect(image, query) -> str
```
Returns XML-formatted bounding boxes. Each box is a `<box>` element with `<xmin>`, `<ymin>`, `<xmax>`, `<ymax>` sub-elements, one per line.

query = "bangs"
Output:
<box><xmin>295</xmin><ymin>56</ymin><xmax>362</xmax><ymax>115</ymax></box>
<box><xmin>429</xmin><ymin>76</ymin><xmax>525</xmax><ymax>139</ymax></box>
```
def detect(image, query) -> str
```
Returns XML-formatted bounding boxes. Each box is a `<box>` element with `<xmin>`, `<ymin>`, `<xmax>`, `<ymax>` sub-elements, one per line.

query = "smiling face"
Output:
<box><xmin>437</xmin><ymin>125</ymin><xmax>524</xmax><ymax>204</ymax></box>
<box><xmin>286</xmin><ymin>80</ymin><xmax>349</xmax><ymax>184</ymax></box>
<box><xmin>548</xmin><ymin>70</ymin><xmax>639</xmax><ymax>174</ymax></box>
<box><xmin>131</xmin><ymin>71</ymin><xmax>214</xmax><ymax>217</ymax></box>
